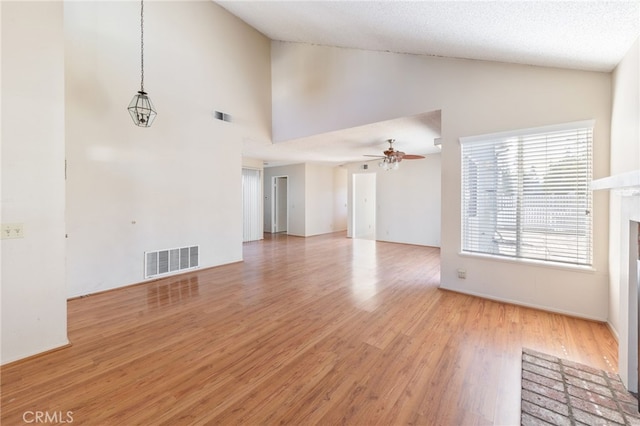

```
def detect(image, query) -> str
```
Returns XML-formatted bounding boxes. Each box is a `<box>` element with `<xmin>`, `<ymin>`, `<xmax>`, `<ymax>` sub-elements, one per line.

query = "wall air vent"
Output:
<box><xmin>213</xmin><ymin>110</ymin><xmax>232</xmax><ymax>122</ymax></box>
<box><xmin>144</xmin><ymin>245</ymin><xmax>199</xmax><ymax>279</ymax></box>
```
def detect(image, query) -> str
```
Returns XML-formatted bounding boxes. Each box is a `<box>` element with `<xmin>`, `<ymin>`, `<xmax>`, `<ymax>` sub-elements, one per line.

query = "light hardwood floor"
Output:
<box><xmin>1</xmin><ymin>232</ymin><xmax>618</xmax><ymax>425</ymax></box>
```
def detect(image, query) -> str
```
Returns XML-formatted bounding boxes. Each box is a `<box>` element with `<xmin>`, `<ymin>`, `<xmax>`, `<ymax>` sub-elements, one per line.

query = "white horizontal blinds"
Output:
<box><xmin>461</xmin><ymin>123</ymin><xmax>593</xmax><ymax>266</ymax></box>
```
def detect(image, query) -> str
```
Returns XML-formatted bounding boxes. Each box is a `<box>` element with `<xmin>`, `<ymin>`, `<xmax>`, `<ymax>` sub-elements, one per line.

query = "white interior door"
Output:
<box><xmin>274</xmin><ymin>176</ymin><xmax>288</xmax><ymax>233</ymax></box>
<box><xmin>353</xmin><ymin>173</ymin><xmax>376</xmax><ymax>240</ymax></box>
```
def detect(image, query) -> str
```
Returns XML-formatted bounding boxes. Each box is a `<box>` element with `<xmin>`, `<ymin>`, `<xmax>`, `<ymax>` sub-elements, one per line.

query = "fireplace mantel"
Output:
<box><xmin>592</xmin><ymin>170</ymin><xmax>640</xmax><ymax>196</ymax></box>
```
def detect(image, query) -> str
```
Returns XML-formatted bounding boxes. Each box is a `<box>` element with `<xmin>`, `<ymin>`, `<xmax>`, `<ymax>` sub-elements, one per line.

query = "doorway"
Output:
<box><xmin>272</xmin><ymin>176</ymin><xmax>288</xmax><ymax>233</ymax></box>
<box><xmin>352</xmin><ymin>173</ymin><xmax>376</xmax><ymax>240</ymax></box>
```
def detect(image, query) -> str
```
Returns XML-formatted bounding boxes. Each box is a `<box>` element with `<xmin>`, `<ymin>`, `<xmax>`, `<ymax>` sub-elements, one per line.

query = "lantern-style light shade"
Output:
<box><xmin>128</xmin><ymin>91</ymin><xmax>157</xmax><ymax>127</ymax></box>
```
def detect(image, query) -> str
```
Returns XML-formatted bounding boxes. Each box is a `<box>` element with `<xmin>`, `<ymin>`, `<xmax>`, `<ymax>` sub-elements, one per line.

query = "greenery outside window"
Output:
<box><xmin>460</xmin><ymin>120</ymin><xmax>594</xmax><ymax>266</ymax></box>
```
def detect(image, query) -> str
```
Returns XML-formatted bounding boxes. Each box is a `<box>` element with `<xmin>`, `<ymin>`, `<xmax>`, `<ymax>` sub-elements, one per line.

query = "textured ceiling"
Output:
<box><xmin>218</xmin><ymin>1</ymin><xmax>639</xmax><ymax>72</ymax></box>
<box><xmin>216</xmin><ymin>0</ymin><xmax>640</xmax><ymax>167</ymax></box>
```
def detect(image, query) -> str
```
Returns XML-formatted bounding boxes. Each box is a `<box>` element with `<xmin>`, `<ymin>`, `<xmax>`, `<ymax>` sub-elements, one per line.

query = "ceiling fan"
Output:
<box><xmin>365</xmin><ymin>139</ymin><xmax>425</xmax><ymax>170</ymax></box>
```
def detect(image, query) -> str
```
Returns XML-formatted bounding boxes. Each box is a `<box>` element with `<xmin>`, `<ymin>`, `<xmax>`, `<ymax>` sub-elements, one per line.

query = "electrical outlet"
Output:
<box><xmin>457</xmin><ymin>268</ymin><xmax>466</xmax><ymax>279</ymax></box>
<box><xmin>1</xmin><ymin>223</ymin><xmax>24</xmax><ymax>239</ymax></box>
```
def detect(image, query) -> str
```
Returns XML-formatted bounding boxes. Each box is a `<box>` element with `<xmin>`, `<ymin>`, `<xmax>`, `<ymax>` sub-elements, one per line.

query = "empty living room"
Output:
<box><xmin>2</xmin><ymin>1</ymin><xmax>639</xmax><ymax>425</ymax></box>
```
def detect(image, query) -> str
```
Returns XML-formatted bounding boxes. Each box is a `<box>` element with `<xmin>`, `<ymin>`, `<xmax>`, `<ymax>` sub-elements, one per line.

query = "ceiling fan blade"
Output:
<box><xmin>368</xmin><ymin>140</ymin><xmax>424</xmax><ymax>161</ymax></box>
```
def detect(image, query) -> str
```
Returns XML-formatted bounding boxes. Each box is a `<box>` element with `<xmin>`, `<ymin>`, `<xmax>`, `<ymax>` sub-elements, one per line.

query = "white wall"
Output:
<box><xmin>346</xmin><ymin>155</ymin><xmax>441</xmax><ymax>247</ymax></box>
<box><xmin>305</xmin><ymin>163</ymin><xmax>340</xmax><ymax>236</ymax></box>
<box><xmin>64</xmin><ymin>1</ymin><xmax>271</xmax><ymax>297</ymax></box>
<box><xmin>609</xmin><ymin>37</ymin><xmax>640</xmax><ymax>336</ymax></box>
<box><xmin>1</xmin><ymin>2</ymin><xmax>69</xmax><ymax>364</ymax></box>
<box><xmin>610</xmin><ymin>38</ymin><xmax>640</xmax><ymax>177</ymax></box>
<box><xmin>243</xmin><ymin>158</ymin><xmax>264</xmax><ymax>170</ymax></box>
<box><xmin>272</xmin><ymin>41</ymin><xmax>611</xmax><ymax>320</ymax></box>
<box><xmin>264</xmin><ymin>163</ymin><xmax>347</xmax><ymax>237</ymax></box>
<box><xmin>375</xmin><ymin>154</ymin><xmax>441</xmax><ymax>247</ymax></box>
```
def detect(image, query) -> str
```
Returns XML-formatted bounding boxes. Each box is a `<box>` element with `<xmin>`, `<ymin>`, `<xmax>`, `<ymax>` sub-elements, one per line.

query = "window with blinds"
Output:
<box><xmin>460</xmin><ymin>120</ymin><xmax>594</xmax><ymax>266</ymax></box>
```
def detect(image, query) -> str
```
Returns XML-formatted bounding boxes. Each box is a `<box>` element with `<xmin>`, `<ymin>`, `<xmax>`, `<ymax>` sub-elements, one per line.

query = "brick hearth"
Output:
<box><xmin>521</xmin><ymin>348</ymin><xmax>640</xmax><ymax>425</ymax></box>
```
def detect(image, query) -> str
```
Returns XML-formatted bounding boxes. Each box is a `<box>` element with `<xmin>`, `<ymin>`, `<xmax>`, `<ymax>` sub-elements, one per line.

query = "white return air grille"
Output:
<box><xmin>145</xmin><ymin>246</ymin><xmax>199</xmax><ymax>279</ymax></box>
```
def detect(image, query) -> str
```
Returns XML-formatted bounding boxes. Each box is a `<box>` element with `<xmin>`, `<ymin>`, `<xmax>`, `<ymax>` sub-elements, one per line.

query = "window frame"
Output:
<box><xmin>459</xmin><ymin>120</ymin><xmax>595</xmax><ymax>268</ymax></box>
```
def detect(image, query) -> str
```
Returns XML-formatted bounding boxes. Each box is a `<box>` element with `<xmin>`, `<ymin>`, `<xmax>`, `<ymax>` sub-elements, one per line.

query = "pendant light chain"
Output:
<box><xmin>127</xmin><ymin>0</ymin><xmax>156</xmax><ymax>127</ymax></box>
<box><xmin>140</xmin><ymin>0</ymin><xmax>145</xmax><ymax>93</ymax></box>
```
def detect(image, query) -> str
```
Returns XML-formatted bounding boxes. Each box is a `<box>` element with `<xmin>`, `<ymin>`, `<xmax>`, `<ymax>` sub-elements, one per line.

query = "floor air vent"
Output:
<box><xmin>145</xmin><ymin>245</ymin><xmax>199</xmax><ymax>279</ymax></box>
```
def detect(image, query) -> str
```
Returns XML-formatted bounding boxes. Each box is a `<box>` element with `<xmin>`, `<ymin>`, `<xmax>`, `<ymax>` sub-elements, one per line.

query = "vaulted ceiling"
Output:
<box><xmin>216</xmin><ymin>1</ymin><xmax>640</xmax><ymax>167</ymax></box>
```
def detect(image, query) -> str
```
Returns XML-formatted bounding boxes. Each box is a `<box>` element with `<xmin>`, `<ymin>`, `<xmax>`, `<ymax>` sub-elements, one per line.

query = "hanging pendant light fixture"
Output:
<box><xmin>128</xmin><ymin>0</ymin><xmax>157</xmax><ymax>127</ymax></box>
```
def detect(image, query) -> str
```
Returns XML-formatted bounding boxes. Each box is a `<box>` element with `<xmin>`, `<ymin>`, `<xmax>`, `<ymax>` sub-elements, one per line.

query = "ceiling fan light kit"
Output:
<box><xmin>366</xmin><ymin>139</ymin><xmax>425</xmax><ymax>171</ymax></box>
<box><xmin>379</xmin><ymin>156</ymin><xmax>400</xmax><ymax>170</ymax></box>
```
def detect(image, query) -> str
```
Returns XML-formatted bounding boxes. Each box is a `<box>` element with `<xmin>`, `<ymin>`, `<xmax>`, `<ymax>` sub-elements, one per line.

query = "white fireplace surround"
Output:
<box><xmin>592</xmin><ymin>169</ymin><xmax>640</xmax><ymax>391</ymax></box>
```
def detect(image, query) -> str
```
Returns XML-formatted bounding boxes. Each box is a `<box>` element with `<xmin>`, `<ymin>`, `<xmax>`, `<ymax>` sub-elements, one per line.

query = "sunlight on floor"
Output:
<box><xmin>350</xmin><ymin>239</ymin><xmax>379</xmax><ymax>310</ymax></box>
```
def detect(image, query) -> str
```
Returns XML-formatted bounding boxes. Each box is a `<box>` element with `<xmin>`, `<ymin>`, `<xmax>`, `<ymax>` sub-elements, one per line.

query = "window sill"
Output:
<box><xmin>458</xmin><ymin>250</ymin><xmax>597</xmax><ymax>273</ymax></box>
